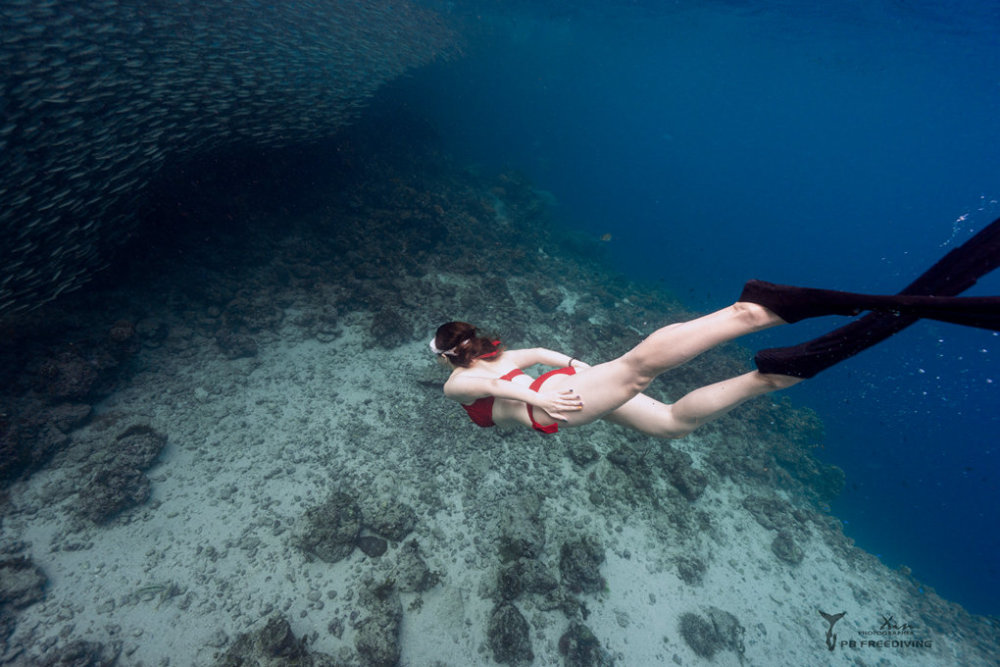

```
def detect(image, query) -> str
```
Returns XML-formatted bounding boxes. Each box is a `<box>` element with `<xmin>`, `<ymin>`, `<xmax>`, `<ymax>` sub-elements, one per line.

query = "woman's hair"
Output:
<box><xmin>432</xmin><ymin>321</ymin><xmax>503</xmax><ymax>368</ymax></box>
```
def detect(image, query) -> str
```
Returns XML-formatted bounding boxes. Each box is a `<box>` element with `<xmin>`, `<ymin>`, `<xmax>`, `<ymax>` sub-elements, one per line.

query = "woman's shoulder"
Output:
<box><xmin>497</xmin><ymin>347</ymin><xmax>533</xmax><ymax>366</ymax></box>
<box><xmin>450</xmin><ymin>361</ymin><xmax>520</xmax><ymax>379</ymax></box>
<box><xmin>445</xmin><ymin>359</ymin><xmax>524</xmax><ymax>386</ymax></box>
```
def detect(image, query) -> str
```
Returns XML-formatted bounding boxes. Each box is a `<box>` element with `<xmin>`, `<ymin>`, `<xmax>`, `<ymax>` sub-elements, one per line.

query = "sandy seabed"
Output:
<box><xmin>1</xmin><ymin>142</ymin><xmax>997</xmax><ymax>666</ymax></box>
<box><xmin>4</xmin><ymin>306</ymin><xmax>997</xmax><ymax>666</ymax></box>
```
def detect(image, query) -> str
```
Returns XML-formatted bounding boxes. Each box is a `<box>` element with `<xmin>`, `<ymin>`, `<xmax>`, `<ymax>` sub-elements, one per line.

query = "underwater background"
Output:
<box><xmin>2</xmin><ymin>0</ymin><xmax>999</xmax><ymax>663</ymax></box>
<box><xmin>399</xmin><ymin>0</ymin><xmax>1000</xmax><ymax>614</ymax></box>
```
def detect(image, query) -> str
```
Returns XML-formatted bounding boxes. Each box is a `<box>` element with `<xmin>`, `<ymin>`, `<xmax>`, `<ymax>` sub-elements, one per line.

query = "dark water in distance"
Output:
<box><xmin>402</xmin><ymin>0</ymin><xmax>1000</xmax><ymax>614</ymax></box>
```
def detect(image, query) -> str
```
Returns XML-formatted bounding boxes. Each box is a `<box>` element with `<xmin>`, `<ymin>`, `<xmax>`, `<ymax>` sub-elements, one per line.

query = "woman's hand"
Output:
<box><xmin>538</xmin><ymin>389</ymin><xmax>584</xmax><ymax>420</ymax></box>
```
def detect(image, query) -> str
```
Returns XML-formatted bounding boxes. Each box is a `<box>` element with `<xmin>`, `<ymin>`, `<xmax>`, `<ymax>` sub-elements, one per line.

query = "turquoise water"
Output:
<box><xmin>402</xmin><ymin>0</ymin><xmax>1000</xmax><ymax>614</ymax></box>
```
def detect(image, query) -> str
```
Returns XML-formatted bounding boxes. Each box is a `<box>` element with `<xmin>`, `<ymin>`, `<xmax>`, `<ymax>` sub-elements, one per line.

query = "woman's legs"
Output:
<box><xmin>603</xmin><ymin>372</ymin><xmax>801</xmax><ymax>438</ymax></box>
<box><xmin>552</xmin><ymin>301</ymin><xmax>786</xmax><ymax>426</ymax></box>
<box><xmin>566</xmin><ymin>216</ymin><xmax>1000</xmax><ymax>433</ymax></box>
<box><xmin>623</xmin><ymin>302</ymin><xmax>783</xmax><ymax>380</ymax></box>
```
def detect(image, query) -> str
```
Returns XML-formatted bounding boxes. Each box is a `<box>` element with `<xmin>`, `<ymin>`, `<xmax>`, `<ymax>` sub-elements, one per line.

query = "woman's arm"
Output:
<box><xmin>504</xmin><ymin>347</ymin><xmax>591</xmax><ymax>369</ymax></box>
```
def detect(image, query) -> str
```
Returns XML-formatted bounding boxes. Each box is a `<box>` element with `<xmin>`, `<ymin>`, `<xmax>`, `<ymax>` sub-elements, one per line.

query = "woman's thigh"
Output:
<box><xmin>541</xmin><ymin>357</ymin><xmax>648</xmax><ymax>426</ymax></box>
<box><xmin>601</xmin><ymin>393</ymin><xmax>689</xmax><ymax>438</ymax></box>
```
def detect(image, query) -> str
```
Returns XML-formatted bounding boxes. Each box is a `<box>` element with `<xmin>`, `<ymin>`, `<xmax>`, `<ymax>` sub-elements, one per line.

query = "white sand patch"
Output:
<box><xmin>1</xmin><ymin>312</ymin><xmax>993</xmax><ymax>666</ymax></box>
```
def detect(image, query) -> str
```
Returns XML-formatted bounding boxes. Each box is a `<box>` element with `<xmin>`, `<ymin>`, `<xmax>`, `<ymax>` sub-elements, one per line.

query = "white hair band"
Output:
<box><xmin>429</xmin><ymin>337</ymin><xmax>469</xmax><ymax>356</ymax></box>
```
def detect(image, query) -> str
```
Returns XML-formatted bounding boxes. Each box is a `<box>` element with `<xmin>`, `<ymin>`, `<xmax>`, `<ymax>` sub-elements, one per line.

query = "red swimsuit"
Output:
<box><xmin>461</xmin><ymin>366</ymin><xmax>577</xmax><ymax>434</ymax></box>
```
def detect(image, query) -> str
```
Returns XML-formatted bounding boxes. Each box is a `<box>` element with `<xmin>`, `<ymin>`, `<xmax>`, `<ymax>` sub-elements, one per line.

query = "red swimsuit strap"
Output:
<box><xmin>476</xmin><ymin>339</ymin><xmax>503</xmax><ymax>359</ymax></box>
<box><xmin>527</xmin><ymin>366</ymin><xmax>576</xmax><ymax>392</ymax></box>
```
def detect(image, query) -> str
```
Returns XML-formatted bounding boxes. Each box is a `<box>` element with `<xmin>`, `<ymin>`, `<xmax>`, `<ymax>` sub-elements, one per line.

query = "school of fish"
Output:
<box><xmin>0</xmin><ymin>0</ymin><xmax>454</xmax><ymax>320</ymax></box>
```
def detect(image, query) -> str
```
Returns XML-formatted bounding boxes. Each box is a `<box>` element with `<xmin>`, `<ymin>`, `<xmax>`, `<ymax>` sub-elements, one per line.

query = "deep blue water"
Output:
<box><xmin>404</xmin><ymin>1</ymin><xmax>1000</xmax><ymax>614</ymax></box>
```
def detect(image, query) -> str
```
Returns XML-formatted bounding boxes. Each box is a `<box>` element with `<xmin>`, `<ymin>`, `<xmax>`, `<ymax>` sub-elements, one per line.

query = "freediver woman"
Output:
<box><xmin>430</xmin><ymin>218</ymin><xmax>1000</xmax><ymax>438</ymax></box>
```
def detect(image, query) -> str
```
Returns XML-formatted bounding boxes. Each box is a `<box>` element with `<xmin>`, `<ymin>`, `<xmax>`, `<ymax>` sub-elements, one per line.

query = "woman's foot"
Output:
<box><xmin>739</xmin><ymin>280</ymin><xmax>864</xmax><ymax>323</ymax></box>
<box><xmin>754</xmin><ymin>316</ymin><xmax>907</xmax><ymax>378</ymax></box>
<box><xmin>750</xmin><ymin>216</ymin><xmax>1000</xmax><ymax>379</ymax></box>
<box><xmin>757</xmin><ymin>370</ymin><xmax>804</xmax><ymax>389</ymax></box>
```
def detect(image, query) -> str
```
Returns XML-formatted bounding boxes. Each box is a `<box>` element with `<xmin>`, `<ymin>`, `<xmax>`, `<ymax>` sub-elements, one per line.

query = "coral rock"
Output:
<box><xmin>296</xmin><ymin>492</ymin><xmax>362</xmax><ymax>563</ymax></box>
<box><xmin>0</xmin><ymin>557</ymin><xmax>47</xmax><ymax>610</ymax></box>
<box><xmin>559</xmin><ymin>537</ymin><xmax>606</xmax><ymax>594</ymax></box>
<box><xmin>487</xmin><ymin>603</ymin><xmax>533</xmax><ymax>664</ymax></box>
<box><xmin>79</xmin><ymin>466</ymin><xmax>151</xmax><ymax>524</ymax></box>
